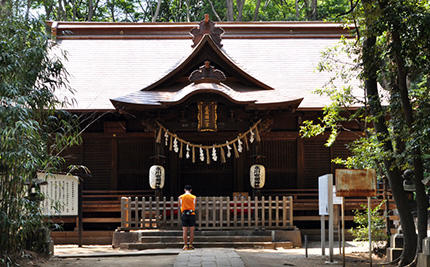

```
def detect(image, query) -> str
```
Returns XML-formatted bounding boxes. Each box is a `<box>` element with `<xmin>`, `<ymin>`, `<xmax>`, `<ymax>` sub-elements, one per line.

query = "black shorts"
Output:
<box><xmin>181</xmin><ymin>214</ymin><xmax>196</xmax><ymax>227</ymax></box>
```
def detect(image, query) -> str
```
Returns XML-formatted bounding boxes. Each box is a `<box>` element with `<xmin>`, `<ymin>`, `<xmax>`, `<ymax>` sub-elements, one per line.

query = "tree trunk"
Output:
<box><xmin>88</xmin><ymin>0</ymin><xmax>94</xmax><ymax>21</ymax></box>
<box><xmin>253</xmin><ymin>0</ymin><xmax>261</xmax><ymax>21</ymax></box>
<box><xmin>152</xmin><ymin>0</ymin><xmax>162</xmax><ymax>22</ymax></box>
<box><xmin>226</xmin><ymin>0</ymin><xmax>234</xmax><ymax>21</ymax></box>
<box><xmin>71</xmin><ymin>0</ymin><xmax>77</xmax><ymax>20</ymax></box>
<box><xmin>295</xmin><ymin>0</ymin><xmax>300</xmax><ymax>18</ymax></box>
<box><xmin>310</xmin><ymin>0</ymin><xmax>317</xmax><ymax>20</ymax></box>
<box><xmin>236</xmin><ymin>0</ymin><xmax>245</xmax><ymax>21</ymax></box>
<box><xmin>25</xmin><ymin>0</ymin><xmax>32</xmax><ymax>20</ymax></box>
<box><xmin>110</xmin><ymin>0</ymin><xmax>115</xmax><ymax>22</ymax></box>
<box><xmin>390</xmin><ymin>27</ymin><xmax>428</xmax><ymax>254</ymax></box>
<box><xmin>363</xmin><ymin>35</ymin><xmax>417</xmax><ymax>266</ymax></box>
<box><xmin>57</xmin><ymin>0</ymin><xmax>65</xmax><ymax>20</ymax></box>
<box><xmin>185</xmin><ymin>0</ymin><xmax>190</xmax><ymax>22</ymax></box>
<box><xmin>362</xmin><ymin>2</ymin><xmax>417</xmax><ymax>264</ymax></box>
<box><xmin>43</xmin><ymin>1</ymin><xmax>53</xmax><ymax>20</ymax></box>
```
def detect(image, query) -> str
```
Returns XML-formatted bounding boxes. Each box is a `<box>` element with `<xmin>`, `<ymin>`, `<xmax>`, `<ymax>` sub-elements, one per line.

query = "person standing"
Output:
<box><xmin>179</xmin><ymin>185</ymin><xmax>196</xmax><ymax>250</ymax></box>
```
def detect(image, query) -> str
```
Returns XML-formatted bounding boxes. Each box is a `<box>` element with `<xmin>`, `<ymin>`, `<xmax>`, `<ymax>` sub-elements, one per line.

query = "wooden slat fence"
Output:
<box><xmin>119</xmin><ymin>196</ymin><xmax>293</xmax><ymax>231</ymax></box>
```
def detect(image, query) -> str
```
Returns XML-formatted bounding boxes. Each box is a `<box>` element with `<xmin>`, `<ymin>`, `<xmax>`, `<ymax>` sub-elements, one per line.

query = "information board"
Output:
<box><xmin>318</xmin><ymin>175</ymin><xmax>330</xmax><ymax>215</ymax></box>
<box><xmin>319</xmin><ymin>174</ymin><xmax>343</xmax><ymax>216</ymax></box>
<box><xmin>38</xmin><ymin>173</ymin><xmax>79</xmax><ymax>216</ymax></box>
<box><xmin>335</xmin><ymin>169</ymin><xmax>377</xmax><ymax>197</ymax></box>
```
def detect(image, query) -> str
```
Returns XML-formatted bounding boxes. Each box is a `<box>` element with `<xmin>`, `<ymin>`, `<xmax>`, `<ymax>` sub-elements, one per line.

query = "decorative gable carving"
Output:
<box><xmin>189</xmin><ymin>61</ymin><xmax>226</xmax><ymax>84</ymax></box>
<box><xmin>190</xmin><ymin>14</ymin><xmax>224</xmax><ymax>48</ymax></box>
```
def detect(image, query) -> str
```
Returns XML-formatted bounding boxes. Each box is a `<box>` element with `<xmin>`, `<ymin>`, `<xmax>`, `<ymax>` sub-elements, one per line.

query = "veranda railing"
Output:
<box><xmin>119</xmin><ymin>196</ymin><xmax>293</xmax><ymax>231</ymax></box>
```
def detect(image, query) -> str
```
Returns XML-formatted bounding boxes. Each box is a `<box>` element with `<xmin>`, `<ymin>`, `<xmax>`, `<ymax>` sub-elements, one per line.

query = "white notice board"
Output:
<box><xmin>38</xmin><ymin>173</ymin><xmax>79</xmax><ymax>216</ymax></box>
<box><xmin>318</xmin><ymin>175</ymin><xmax>329</xmax><ymax>215</ymax></box>
<box><xmin>319</xmin><ymin>174</ymin><xmax>343</xmax><ymax>215</ymax></box>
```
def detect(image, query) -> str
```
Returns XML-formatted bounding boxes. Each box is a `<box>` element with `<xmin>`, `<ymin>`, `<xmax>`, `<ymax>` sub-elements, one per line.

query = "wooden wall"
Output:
<box><xmin>62</xmin><ymin>109</ymin><xmax>356</xmax><ymax>194</ymax></box>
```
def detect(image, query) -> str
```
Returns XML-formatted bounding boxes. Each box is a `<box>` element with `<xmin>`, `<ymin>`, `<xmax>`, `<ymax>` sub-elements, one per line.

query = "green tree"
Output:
<box><xmin>0</xmin><ymin>3</ymin><xmax>81</xmax><ymax>264</ymax></box>
<box><xmin>300</xmin><ymin>1</ymin><xmax>430</xmax><ymax>265</ymax></box>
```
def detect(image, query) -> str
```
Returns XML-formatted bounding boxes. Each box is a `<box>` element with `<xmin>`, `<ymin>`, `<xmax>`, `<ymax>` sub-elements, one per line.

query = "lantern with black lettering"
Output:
<box><xmin>250</xmin><ymin>164</ymin><xmax>265</xmax><ymax>189</ymax></box>
<box><xmin>149</xmin><ymin>165</ymin><xmax>165</xmax><ymax>189</ymax></box>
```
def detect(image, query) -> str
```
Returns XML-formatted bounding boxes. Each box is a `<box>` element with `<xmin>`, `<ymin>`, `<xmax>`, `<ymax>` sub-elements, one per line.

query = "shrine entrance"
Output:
<box><xmin>179</xmin><ymin>158</ymin><xmax>235</xmax><ymax>196</ymax></box>
<box><xmin>163</xmin><ymin>128</ymin><xmax>254</xmax><ymax>197</ymax></box>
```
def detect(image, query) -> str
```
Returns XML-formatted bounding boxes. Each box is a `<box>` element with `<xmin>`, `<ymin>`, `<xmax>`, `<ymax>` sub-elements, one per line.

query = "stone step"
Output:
<box><xmin>140</xmin><ymin>236</ymin><xmax>272</xmax><ymax>243</ymax></box>
<box><xmin>138</xmin><ymin>230</ymin><xmax>272</xmax><ymax>237</ymax></box>
<box><xmin>121</xmin><ymin>241</ymin><xmax>293</xmax><ymax>250</ymax></box>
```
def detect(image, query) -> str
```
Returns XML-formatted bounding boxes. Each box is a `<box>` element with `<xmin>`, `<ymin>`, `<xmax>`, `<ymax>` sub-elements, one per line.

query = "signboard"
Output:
<box><xmin>335</xmin><ymin>169</ymin><xmax>377</xmax><ymax>197</ymax></box>
<box><xmin>197</xmin><ymin>101</ymin><xmax>217</xmax><ymax>132</ymax></box>
<box><xmin>38</xmin><ymin>173</ymin><xmax>79</xmax><ymax>216</ymax></box>
<box><xmin>318</xmin><ymin>174</ymin><xmax>342</xmax><ymax>215</ymax></box>
<box><xmin>318</xmin><ymin>175</ymin><xmax>330</xmax><ymax>215</ymax></box>
<box><xmin>332</xmin><ymin>187</ymin><xmax>343</xmax><ymax>205</ymax></box>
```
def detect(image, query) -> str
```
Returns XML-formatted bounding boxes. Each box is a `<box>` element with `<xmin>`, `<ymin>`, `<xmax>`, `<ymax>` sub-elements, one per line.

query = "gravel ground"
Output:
<box><xmin>25</xmin><ymin>242</ymin><xmax>392</xmax><ymax>267</ymax></box>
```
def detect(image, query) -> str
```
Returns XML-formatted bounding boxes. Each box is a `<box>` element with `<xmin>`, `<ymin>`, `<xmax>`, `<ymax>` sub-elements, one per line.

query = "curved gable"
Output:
<box><xmin>142</xmin><ymin>34</ymin><xmax>274</xmax><ymax>92</ymax></box>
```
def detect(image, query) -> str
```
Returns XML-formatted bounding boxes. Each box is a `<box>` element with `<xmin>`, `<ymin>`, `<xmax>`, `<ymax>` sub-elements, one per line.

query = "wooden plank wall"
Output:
<box><xmin>61</xmin><ymin>131</ymin><xmax>356</xmax><ymax>193</ymax></box>
<box><xmin>83</xmin><ymin>138</ymin><xmax>112</xmax><ymax>190</ymax></box>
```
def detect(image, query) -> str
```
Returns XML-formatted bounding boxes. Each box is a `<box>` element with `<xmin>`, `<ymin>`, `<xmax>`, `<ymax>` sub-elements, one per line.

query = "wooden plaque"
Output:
<box><xmin>197</xmin><ymin>101</ymin><xmax>217</xmax><ymax>132</ymax></box>
<box><xmin>335</xmin><ymin>169</ymin><xmax>377</xmax><ymax>197</ymax></box>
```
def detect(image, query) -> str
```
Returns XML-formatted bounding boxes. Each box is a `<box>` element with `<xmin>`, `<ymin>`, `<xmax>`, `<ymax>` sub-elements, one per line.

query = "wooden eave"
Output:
<box><xmin>48</xmin><ymin>21</ymin><xmax>355</xmax><ymax>40</ymax></box>
<box><xmin>110</xmin><ymin>82</ymin><xmax>303</xmax><ymax>111</ymax></box>
<box><xmin>110</xmin><ymin>94</ymin><xmax>303</xmax><ymax>112</ymax></box>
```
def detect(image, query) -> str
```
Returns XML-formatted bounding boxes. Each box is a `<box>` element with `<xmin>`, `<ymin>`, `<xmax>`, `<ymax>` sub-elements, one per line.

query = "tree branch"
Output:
<box><xmin>207</xmin><ymin>0</ymin><xmax>222</xmax><ymax>21</ymax></box>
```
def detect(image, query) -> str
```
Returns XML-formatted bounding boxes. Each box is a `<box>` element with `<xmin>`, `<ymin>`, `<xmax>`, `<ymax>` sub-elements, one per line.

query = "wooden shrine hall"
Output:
<box><xmin>48</xmin><ymin>17</ymin><xmax>394</xmax><ymax>244</ymax></box>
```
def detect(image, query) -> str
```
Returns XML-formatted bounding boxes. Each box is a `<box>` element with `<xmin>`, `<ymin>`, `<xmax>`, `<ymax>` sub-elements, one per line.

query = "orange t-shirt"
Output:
<box><xmin>179</xmin><ymin>193</ymin><xmax>196</xmax><ymax>214</ymax></box>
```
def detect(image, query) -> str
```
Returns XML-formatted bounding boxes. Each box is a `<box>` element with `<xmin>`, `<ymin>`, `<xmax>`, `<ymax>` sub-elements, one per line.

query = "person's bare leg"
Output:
<box><xmin>182</xmin><ymin>227</ymin><xmax>188</xmax><ymax>248</ymax></box>
<box><xmin>189</xmin><ymin>226</ymin><xmax>195</xmax><ymax>247</ymax></box>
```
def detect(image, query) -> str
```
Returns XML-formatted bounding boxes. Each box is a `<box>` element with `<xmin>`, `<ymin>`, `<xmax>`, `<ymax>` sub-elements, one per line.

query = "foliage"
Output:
<box><xmin>349</xmin><ymin>201</ymin><xmax>388</xmax><ymax>242</ymax></box>
<box><xmin>299</xmin><ymin>0</ymin><xmax>430</xmax><ymax>264</ymax></box>
<box><xmin>25</xmin><ymin>0</ymin><xmax>351</xmax><ymax>22</ymax></box>
<box><xmin>0</xmin><ymin>8</ymin><xmax>81</xmax><ymax>265</ymax></box>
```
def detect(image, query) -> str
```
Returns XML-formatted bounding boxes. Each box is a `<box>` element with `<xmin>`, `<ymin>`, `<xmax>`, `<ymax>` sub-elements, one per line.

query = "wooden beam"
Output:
<box><xmin>111</xmin><ymin>137</ymin><xmax>118</xmax><ymax>189</ymax></box>
<box><xmin>83</xmin><ymin>132</ymin><xmax>154</xmax><ymax>138</ymax></box>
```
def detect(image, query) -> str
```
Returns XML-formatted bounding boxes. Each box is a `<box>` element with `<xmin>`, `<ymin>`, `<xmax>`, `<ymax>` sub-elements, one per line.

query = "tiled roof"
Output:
<box><xmin>50</xmin><ymin>21</ymin><xmax>359</xmax><ymax>111</ymax></box>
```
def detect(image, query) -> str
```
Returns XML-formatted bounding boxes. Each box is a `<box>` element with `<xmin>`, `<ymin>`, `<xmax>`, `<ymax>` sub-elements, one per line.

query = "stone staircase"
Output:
<box><xmin>114</xmin><ymin>230</ymin><xmax>300</xmax><ymax>250</ymax></box>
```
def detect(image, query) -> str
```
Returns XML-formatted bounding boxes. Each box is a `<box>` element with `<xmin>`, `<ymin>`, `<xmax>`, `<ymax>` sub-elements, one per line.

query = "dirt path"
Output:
<box><xmin>27</xmin><ymin>242</ymin><xmax>393</xmax><ymax>267</ymax></box>
<box><xmin>39</xmin><ymin>255</ymin><xmax>177</xmax><ymax>267</ymax></box>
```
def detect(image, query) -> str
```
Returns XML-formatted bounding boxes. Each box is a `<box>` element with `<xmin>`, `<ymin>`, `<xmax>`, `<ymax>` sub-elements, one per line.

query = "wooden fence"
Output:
<box><xmin>119</xmin><ymin>196</ymin><xmax>293</xmax><ymax>231</ymax></box>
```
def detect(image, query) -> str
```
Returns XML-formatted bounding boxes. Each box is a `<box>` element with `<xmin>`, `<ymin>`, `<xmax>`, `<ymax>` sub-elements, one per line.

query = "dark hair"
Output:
<box><xmin>184</xmin><ymin>185</ymin><xmax>192</xmax><ymax>191</ymax></box>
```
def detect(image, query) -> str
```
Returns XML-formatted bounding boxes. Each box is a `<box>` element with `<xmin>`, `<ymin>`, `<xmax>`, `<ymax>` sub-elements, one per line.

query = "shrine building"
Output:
<box><xmin>47</xmin><ymin>17</ymin><xmax>370</xmax><ymax>239</ymax></box>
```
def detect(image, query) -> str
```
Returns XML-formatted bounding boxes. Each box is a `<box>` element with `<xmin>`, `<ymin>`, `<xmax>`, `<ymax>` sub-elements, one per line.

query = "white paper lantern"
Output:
<box><xmin>250</xmin><ymin>164</ymin><xmax>265</xmax><ymax>189</ymax></box>
<box><xmin>149</xmin><ymin>165</ymin><xmax>165</xmax><ymax>189</ymax></box>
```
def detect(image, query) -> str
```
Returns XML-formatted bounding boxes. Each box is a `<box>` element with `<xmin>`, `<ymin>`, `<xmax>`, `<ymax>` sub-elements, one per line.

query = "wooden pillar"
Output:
<box><xmin>169</xmin><ymin>153</ymin><xmax>179</xmax><ymax>196</ymax></box>
<box><xmin>235</xmin><ymin>156</ymin><xmax>244</xmax><ymax>193</ymax></box>
<box><xmin>329</xmin><ymin>145</ymin><xmax>334</xmax><ymax>174</ymax></box>
<box><xmin>111</xmin><ymin>135</ymin><xmax>118</xmax><ymax>189</ymax></box>
<box><xmin>296</xmin><ymin>137</ymin><xmax>304</xmax><ymax>188</ymax></box>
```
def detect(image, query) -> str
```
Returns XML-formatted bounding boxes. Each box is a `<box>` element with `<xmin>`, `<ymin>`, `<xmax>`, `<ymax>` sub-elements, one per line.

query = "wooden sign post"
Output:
<box><xmin>335</xmin><ymin>169</ymin><xmax>377</xmax><ymax>267</ymax></box>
